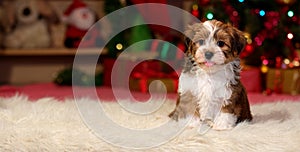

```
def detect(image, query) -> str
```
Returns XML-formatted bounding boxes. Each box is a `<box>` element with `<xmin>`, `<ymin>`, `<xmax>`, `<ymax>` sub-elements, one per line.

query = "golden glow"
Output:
<box><xmin>261</xmin><ymin>65</ymin><xmax>268</xmax><ymax>73</ymax></box>
<box><xmin>283</xmin><ymin>58</ymin><xmax>290</xmax><ymax>64</ymax></box>
<box><xmin>244</xmin><ymin>32</ymin><xmax>252</xmax><ymax>44</ymax></box>
<box><xmin>247</xmin><ymin>39</ymin><xmax>252</xmax><ymax>44</ymax></box>
<box><xmin>293</xmin><ymin>60</ymin><xmax>300</xmax><ymax>67</ymax></box>
<box><xmin>192</xmin><ymin>4</ymin><xmax>198</xmax><ymax>10</ymax></box>
<box><xmin>116</xmin><ymin>43</ymin><xmax>123</xmax><ymax>50</ymax></box>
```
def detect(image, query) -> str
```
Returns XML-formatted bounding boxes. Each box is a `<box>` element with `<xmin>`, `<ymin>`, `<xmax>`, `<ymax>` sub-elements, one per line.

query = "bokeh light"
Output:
<box><xmin>116</xmin><ymin>43</ymin><xmax>123</xmax><ymax>50</ymax></box>
<box><xmin>259</xmin><ymin>10</ymin><xmax>265</xmax><ymax>16</ymax></box>
<box><xmin>287</xmin><ymin>10</ymin><xmax>294</xmax><ymax>17</ymax></box>
<box><xmin>287</xmin><ymin>33</ymin><xmax>294</xmax><ymax>39</ymax></box>
<box><xmin>206</xmin><ymin>12</ymin><xmax>214</xmax><ymax>20</ymax></box>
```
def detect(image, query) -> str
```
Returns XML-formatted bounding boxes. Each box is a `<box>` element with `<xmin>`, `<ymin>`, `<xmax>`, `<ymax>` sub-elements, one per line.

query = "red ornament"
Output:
<box><xmin>192</xmin><ymin>10</ymin><xmax>199</xmax><ymax>18</ymax></box>
<box><xmin>240</xmin><ymin>44</ymin><xmax>254</xmax><ymax>58</ymax></box>
<box><xmin>275</xmin><ymin>57</ymin><xmax>282</xmax><ymax>68</ymax></box>
<box><xmin>245</xmin><ymin>44</ymin><xmax>254</xmax><ymax>52</ymax></box>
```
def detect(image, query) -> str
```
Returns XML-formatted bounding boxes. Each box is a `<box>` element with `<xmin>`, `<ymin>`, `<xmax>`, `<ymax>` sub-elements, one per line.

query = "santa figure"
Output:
<box><xmin>63</xmin><ymin>0</ymin><xmax>101</xmax><ymax>48</ymax></box>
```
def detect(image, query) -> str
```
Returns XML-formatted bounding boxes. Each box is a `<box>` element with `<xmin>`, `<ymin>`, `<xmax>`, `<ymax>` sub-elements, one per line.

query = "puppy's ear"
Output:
<box><xmin>184</xmin><ymin>25</ymin><xmax>195</xmax><ymax>47</ymax></box>
<box><xmin>184</xmin><ymin>24</ymin><xmax>201</xmax><ymax>55</ymax></box>
<box><xmin>184</xmin><ymin>36</ymin><xmax>192</xmax><ymax>47</ymax></box>
<box><xmin>233</xmin><ymin>28</ymin><xmax>246</xmax><ymax>55</ymax></box>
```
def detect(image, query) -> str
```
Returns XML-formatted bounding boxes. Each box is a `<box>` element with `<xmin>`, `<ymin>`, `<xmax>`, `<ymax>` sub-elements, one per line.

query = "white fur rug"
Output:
<box><xmin>0</xmin><ymin>96</ymin><xmax>300</xmax><ymax>151</ymax></box>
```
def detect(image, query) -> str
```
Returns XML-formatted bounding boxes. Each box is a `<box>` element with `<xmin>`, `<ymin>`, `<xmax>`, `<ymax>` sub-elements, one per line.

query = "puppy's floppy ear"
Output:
<box><xmin>184</xmin><ymin>25</ymin><xmax>195</xmax><ymax>47</ymax></box>
<box><xmin>184</xmin><ymin>36</ymin><xmax>192</xmax><ymax>47</ymax></box>
<box><xmin>184</xmin><ymin>24</ymin><xmax>202</xmax><ymax>55</ymax></box>
<box><xmin>233</xmin><ymin>28</ymin><xmax>246</xmax><ymax>55</ymax></box>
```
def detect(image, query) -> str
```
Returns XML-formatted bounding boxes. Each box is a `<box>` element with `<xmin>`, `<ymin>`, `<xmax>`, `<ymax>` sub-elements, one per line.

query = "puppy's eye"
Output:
<box><xmin>198</xmin><ymin>40</ymin><xmax>205</xmax><ymax>45</ymax></box>
<box><xmin>217</xmin><ymin>41</ymin><xmax>225</xmax><ymax>47</ymax></box>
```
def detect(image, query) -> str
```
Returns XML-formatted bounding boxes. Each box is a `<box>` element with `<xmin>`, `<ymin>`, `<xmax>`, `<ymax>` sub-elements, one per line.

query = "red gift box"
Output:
<box><xmin>129</xmin><ymin>61</ymin><xmax>179</xmax><ymax>93</ymax></box>
<box><xmin>129</xmin><ymin>78</ymin><xmax>178</xmax><ymax>93</ymax></box>
<box><xmin>103</xmin><ymin>58</ymin><xmax>179</xmax><ymax>92</ymax></box>
<box><xmin>240</xmin><ymin>67</ymin><xmax>262</xmax><ymax>93</ymax></box>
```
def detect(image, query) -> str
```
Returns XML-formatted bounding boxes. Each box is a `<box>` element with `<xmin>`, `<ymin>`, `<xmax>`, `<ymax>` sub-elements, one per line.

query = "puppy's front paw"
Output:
<box><xmin>169</xmin><ymin>110</ymin><xmax>185</xmax><ymax>121</ymax></box>
<box><xmin>169</xmin><ymin>108</ymin><xmax>190</xmax><ymax>121</ymax></box>
<box><xmin>168</xmin><ymin>111</ymin><xmax>179</xmax><ymax>121</ymax></box>
<box><xmin>212</xmin><ymin>112</ymin><xmax>237</xmax><ymax>131</ymax></box>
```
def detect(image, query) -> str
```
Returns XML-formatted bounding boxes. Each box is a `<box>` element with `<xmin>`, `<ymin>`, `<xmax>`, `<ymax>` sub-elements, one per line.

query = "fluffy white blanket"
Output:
<box><xmin>0</xmin><ymin>96</ymin><xmax>300</xmax><ymax>151</ymax></box>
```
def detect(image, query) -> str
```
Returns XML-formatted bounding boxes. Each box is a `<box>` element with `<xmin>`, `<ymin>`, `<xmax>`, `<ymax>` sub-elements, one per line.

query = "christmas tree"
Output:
<box><xmin>104</xmin><ymin>0</ymin><xmax>299</xmax><ymax>67</ymax></box>
<box><xmin>103</xmin><ymin>0</ymin><xmax>153</xmax><ymax>57</ymax></box>
<box><xmin>192</xmin><ymin>0</ymin><xmax>299</xmax><ymax>68</ymax></box>
<box><xmin>103</xmin><ymin>0</ymin><xmax>126</xmax><ymax>57</ymax></box>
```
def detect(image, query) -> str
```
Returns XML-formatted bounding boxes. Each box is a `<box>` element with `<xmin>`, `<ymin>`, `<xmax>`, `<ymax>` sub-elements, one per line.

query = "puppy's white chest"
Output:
<box><xmin>178</xmin><ymin>69</ymin><xmax>233</xmax><ymax>100</ymax></box>
<box><xmin>178</xmin><ymin>68</ymin><xmax>234</xmax><ymax>120</ymax></box>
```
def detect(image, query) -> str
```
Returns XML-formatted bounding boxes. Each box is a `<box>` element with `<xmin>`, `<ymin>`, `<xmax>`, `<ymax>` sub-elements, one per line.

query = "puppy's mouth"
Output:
<box><xmin>198</xmin><ymin>61</ymin><xmax>216</xmax><ymax>67</ymax></box>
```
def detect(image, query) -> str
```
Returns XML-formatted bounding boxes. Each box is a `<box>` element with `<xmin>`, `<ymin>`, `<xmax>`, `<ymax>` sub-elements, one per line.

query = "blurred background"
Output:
<box><xmin>0</xmin><ymin>0</ymin><xmax>299</xmax><ymax>95</ymax></box>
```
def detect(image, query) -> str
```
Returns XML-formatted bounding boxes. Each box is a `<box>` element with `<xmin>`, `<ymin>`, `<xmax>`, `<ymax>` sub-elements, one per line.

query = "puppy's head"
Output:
<box><xmin>185</xmin><ymin>20</ymin><xmax>246</xmax><ymax>70</ymax></box>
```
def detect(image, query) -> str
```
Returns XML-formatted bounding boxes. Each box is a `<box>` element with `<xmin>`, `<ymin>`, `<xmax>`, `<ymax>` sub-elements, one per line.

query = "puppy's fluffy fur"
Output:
<box><xmin>169</xmin><ymin>20</ymin><xmax>252</xmax><ymax>130</ymax></box>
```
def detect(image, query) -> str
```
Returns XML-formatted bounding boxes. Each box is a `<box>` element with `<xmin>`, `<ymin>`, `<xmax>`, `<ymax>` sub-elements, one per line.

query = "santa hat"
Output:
<box><xmin>64</xmin><ymin>0</ymin><xmax>87</xmax><ymax>16</ymax></box>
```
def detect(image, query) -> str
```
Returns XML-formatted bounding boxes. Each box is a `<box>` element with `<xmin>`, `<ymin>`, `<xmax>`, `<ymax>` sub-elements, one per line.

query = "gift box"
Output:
<box><xmin>266</xmin><ymin>68</ymin><xmax>300</xmax><ymax>94</ymax></box>
<box><xmin>128</xmin><ymin>59</ymin><xmax>179</xmax><ymax>93</ymax></box>
<box><xmin>129</xmin><ymin>78</ymin><xmax>178</xmax><ymax>93</ymax></box>
<box><xmin>240</xmin><ymin>67</ymin><xmax>262</xmax><ymax>93</ymax></box>
<box><xmin>103</xmin><ymin>53</ymin><xmax>181</xmax><ymax>92</ymax></box>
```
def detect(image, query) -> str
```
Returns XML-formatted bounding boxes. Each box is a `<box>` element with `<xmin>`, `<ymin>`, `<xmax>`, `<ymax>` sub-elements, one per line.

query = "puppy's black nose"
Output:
<box><xmin>205</xmin><ymin>51</ymin><xmax>214</xmax><ymax>60</ymax></box>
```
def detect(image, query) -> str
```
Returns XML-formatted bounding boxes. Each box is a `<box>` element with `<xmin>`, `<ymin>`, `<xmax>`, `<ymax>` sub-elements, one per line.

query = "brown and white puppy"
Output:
<box><xmin>169</xmin><ymin>20</ymin><xmax>252</xmax><ymax>130</ymax></box>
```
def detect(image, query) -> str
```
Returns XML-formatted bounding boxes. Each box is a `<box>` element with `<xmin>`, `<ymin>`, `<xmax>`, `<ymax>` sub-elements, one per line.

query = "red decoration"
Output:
<box><xmin>192</xmin><ymin>10</ymin><xmax>199</xmax><ymax>18</ymax></box>
<box><xmin>240</xmin><ymin>44</ymin><xmax>254</xmax><ymax>59</ymax></box>
<box><xmin>64</xmin><ymin>0</ymin><xmax>87</xmax><ymax>16</ymax></box>
<box><xmin>130</xmin><ymin>61</ymin><xmax>179</xmax><ymax>93</ymax></box>
<box><xmin>275</xmin><ymin>57</ymin><xmax>282</xmax><ymax>69</ymax></box>
<box><xmin>63</xmin><ymin>0</ymin><xmax>99</xmax><ymax>48</ymax></box>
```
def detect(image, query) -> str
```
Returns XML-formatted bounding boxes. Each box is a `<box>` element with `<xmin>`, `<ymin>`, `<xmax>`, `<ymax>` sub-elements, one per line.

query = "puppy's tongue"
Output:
<box><xmin>205</xmin><ymin>61</ymin><xmax>215</xmax><ymax>67</ymax></box>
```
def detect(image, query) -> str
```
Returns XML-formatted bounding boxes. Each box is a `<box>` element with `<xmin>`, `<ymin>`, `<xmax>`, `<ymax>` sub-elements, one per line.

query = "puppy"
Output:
<box><xmin>169</xmin><ymin>20</ymin><xmax>252</xmax><ymax>130</ymax></box>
